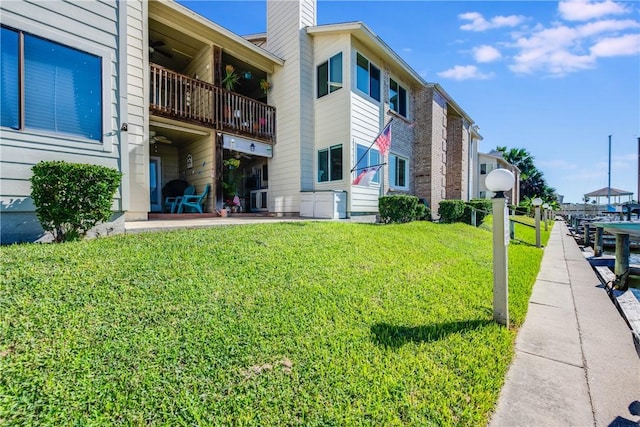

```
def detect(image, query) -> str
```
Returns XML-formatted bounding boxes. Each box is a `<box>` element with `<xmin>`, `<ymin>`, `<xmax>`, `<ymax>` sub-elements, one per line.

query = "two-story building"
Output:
<box><xmin>0</xmin><ymin>0</ymin><xmax>483</xmax><ymax>243</ymax></box>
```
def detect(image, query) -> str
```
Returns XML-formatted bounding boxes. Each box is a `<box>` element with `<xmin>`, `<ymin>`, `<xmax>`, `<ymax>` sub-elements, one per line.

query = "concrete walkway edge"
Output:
<box><xmin>489</xmin><ymin>221</ymin><xmax>640</xmax><ymax>427</ymax></box>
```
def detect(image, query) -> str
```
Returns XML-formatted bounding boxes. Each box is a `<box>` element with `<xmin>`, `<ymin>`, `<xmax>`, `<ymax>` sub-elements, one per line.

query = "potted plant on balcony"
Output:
<box><xmin>259</xmin><ymin>79</ymin><xmax>271</xmax><ymax>95</ymax></box>
<box><xmin>222</xmin><ymin>65</ymin><xmax>240</xmax><ymax>91</ymax></box>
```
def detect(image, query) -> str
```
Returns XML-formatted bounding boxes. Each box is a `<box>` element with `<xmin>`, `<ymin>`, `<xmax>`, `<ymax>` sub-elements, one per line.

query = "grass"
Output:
<box><xmin>1</xmin><ymin>220</ymin><xmax>550</xmax><ymax>426</ymax></box>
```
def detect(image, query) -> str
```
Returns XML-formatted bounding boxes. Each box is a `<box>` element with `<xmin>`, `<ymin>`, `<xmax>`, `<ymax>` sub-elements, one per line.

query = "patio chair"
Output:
<box><xmin>163</xmin><ymin>185</ymin><xmax>195</xmax><ymax>213</ymax></box>
<box><xmin>177</xmin><ymin>183</ymin><xmax>211</xmax><ymax>214</ymax></box>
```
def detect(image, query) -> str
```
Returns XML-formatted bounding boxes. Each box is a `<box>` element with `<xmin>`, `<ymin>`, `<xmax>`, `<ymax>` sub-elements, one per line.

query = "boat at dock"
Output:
<box><xmin>593</xmin><ymin>221</ymin><xmax>640</xmax><ymax>237</ymax></box>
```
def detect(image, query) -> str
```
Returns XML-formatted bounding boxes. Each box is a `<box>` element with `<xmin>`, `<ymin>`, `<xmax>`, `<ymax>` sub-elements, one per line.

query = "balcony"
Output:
<box><xmin>150</xmin><ymin>63</ymin><xmax>275</xmax><ymax>143</ymax></box>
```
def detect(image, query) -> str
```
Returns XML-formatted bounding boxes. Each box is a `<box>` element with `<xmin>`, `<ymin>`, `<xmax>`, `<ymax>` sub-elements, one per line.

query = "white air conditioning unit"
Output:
<box><xmin>250</xmin><ymin>189</ymin><xmax>268</xmax><ymax>212</ymax></box>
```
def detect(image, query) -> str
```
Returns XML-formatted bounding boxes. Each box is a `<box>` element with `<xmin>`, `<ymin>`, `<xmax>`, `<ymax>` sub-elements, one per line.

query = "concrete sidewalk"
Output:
<box><xmin>490</xmin><ymin>221</ymin><xmax>640</xmax><ymax>427</ymax></box>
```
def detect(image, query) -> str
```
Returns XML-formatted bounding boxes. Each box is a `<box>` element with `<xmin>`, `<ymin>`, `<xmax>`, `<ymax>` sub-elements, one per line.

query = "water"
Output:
<box><xmin>602</xmin><ymin>251</ymin><xmax>640</xmax><ymax>265</ymax></box>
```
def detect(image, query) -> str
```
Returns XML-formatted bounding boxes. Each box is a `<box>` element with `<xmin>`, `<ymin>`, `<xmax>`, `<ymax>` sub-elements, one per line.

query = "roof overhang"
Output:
<box><xmin>478</xmin><ymin>152</ymin><xmax>521</xmax><ymax>172</ymax></box>
<box><xmin>149</xmin><ymin>0</ymin><xmax>284</xmax><ymax>73</ymax></box>
<box><xmin>307</xmin><ymin>22</ymin><xmax>425</xmax><ymax>88</ymax></box>
<box><xmin>427</xmin><ymin>82</ymin><xmax>474</xmax><ymax>124</ymax></box>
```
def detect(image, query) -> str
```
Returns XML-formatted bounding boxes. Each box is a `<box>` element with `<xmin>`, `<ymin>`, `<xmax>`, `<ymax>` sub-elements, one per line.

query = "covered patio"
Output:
<box><xmin>583</xmin><ymin>187</ymin><xmax>634</xmax><ymax>209</ymax></box>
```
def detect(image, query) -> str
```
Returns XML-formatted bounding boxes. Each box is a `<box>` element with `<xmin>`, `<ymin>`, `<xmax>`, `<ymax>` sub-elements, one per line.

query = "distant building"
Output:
<box><xmin>477</xmin><ymin>150</ymin><xmax>520</xmax><ymax>204</ymax></box>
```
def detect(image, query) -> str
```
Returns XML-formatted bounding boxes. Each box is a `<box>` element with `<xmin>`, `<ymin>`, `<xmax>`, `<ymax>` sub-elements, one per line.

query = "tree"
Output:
<box><xmin>496</xmin><ymin>146</ymin><xmax>556</xmax><ymax>203</ymax></box>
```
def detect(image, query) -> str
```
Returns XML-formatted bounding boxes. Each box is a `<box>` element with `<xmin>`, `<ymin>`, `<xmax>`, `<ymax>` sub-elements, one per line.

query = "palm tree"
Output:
<box><xmin>496</xmin><ymin>146</ymin><xmax>554</xmax><ymax>202</ymax></box>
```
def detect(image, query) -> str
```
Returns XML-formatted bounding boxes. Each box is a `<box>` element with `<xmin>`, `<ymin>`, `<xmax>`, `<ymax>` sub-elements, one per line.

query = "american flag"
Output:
<box><xmin>352</xmin><ymin>165</ymin><xmax>382</xmax><ymax>186</ymax></box>
<box><xmin>375</xmin><ymin>123</ymin><xmax>392</xmax><ymax>156</ymax></box>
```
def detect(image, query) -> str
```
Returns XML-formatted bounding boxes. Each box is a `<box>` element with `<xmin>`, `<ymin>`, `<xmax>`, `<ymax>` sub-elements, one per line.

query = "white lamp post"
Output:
<box><xmin>542</xmin><ymin>202</ymin><xmax>550</xmax><ymax>231</ymax></box>
<box><xmin>485</xmin><ymin>168</ymin><xmax>515</xmax><ymax>326</ymax></box>
<box><xmin>532</xmin><ymin>197</ymin><xmax>543</xmax><ymax>248</ymax></box>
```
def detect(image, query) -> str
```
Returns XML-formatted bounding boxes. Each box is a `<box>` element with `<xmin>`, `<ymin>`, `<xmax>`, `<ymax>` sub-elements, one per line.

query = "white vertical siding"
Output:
<box><xmin>124</xmin><ymin>0</ymin><xmax>148</xmax><ymax>220</ymax></box>
<box><xmin>266</xmin><ymin>0</ymin><xmax>316</xmax><ymax>213</ymax></box>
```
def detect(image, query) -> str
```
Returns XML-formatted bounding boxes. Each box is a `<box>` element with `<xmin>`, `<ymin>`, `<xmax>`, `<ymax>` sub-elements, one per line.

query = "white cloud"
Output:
<box><xmin>577</xmin><ymin>19</ymin><xmax>640</xmax><ymax>38</ymax></box>
<box><xmin>459</xmin><ymin>12</ymin><xmax>526</xmax><ymax>32</ymax></box>
<box><xmin>558</xmin><ymin>0</ymin><xmax>629</xmax><ymax>22</ymax></box>
<box><xmin>454</xmin><ymin>4</ymin><xmax>638</xmax><ymax>78</ymax></box>
<box><xmin>591</xmin><ymin>33</ymin><xmax>640</xmax><ymax>57</ymax></box>
<box><xmin>473</xmin><ymin>45</ymin><xmax>502</xmax><ymax>63</ymax></box>
<box><xmin>437</xmin><ymin>65</ymin><xmax>494</xmax><ymax>80</ymax></box>
<box><xmin>509</xmin><ymin>25</ymin><xmax>597</xmax><ymax>75</ymax></box>
<box><xmin>402</xmin><ymin>47</ymin><xmax>413</xmax><ymax>53</ymax></box>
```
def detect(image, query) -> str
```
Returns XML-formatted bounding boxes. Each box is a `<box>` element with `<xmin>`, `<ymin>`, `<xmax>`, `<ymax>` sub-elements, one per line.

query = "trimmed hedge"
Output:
<box><xmin>438</xmin><ymin>200</ymin><xmax>466</xmax><ymax>223</ymax></box>
<box><xmin>379</xmin><ymin>195</ymin><xmax>430</xmax><ymax>224</ymax></box>
<box><xmin>30</xmin><ymin>161</ymin><xmax>122</xmax><ymax>242</ymax></box>
<box><xmin>463</xmin><ymin>199</ymin><xmax>493</xmax><ymax>226</ymax></box>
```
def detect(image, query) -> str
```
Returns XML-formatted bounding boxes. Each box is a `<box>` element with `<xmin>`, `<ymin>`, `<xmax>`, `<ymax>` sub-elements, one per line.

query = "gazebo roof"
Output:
<box><xmin>584</xmin><ymin>187</ymin><xmax>633</xmax><ymax>197</ymax></box>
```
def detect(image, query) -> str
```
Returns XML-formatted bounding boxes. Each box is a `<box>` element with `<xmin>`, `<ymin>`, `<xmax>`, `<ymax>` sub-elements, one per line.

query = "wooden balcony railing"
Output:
<box><xmin>150</xmin><ymin>63</ymin><xmax>275</xmax><ymax>143</ymax></box>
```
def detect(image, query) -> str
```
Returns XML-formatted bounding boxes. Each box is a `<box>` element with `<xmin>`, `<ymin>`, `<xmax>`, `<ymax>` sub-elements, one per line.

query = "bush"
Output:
<box><xmin>31</xmin><ymin>161</ymin><xmax>122</xmax><ymax>242</ymax></box>
<box><xmin>416</xmin><ymin>198</ymin><xmax>433</xmax><ymax>222</ymax></box>
<box><xmin>379</xmin><ymin>195</ymin><xmax>429</xmax><ymax>224</ymax></box>
<box><xmin>463</xmin><ymin>199</ymin><xmax>493</xmax><ymax>226</ymax></box>
<box><xmin>437</xmin><ymin>200</ymin><xmax>466</xmax><ymax>223</ymax></box>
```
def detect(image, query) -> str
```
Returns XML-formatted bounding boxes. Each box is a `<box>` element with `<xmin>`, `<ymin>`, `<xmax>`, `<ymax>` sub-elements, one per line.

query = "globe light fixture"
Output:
<box><xmin>542</xmin><ymin>202</ymin><xmax>550</xmax><ymax>230</ymax></box>
<box><xmin>485</xmin><ymin>168</ymin><xmax>515</xmax><ymax>326</ymax></box>
<box><xmin>532</xmin><ymin>198</ymin><xmax>543</xmax><ymax>248</ymax></box>
<box><xmin>485</xmin><ymin>168</ymin><xmax>515</xmax><ymax>198</ymax></box>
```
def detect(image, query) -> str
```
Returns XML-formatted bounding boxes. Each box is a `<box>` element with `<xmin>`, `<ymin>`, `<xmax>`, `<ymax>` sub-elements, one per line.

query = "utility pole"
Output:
<box><xmin>608</xmin><ymin>135</ymin><xmax>612</xmax><ymax>208</ymax></box>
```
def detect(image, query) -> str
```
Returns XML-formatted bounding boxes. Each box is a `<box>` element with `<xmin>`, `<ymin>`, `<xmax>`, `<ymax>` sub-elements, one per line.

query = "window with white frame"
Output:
<box><xmin>318</xmin><ymin>144</ymin><xmax>343</xmax><ymax>182</ymax></box>
<box><xmin>389</xmin><ymin>78</ymin><xmax>407</xmax><ymax>117</ymax></box>
<box><xmin>354</xmin><ymin>144</ymin><xmax>380</xmax><ymax>184</ymax></box>
<box><xmin>389</xmin><ymin>153</ymin><xmax>408</xmax><ymax>189</ymax></box>
<box><xmin>480</xmin><ymin>163</ymin><xmax>487</xmax><ymax>174</ymax></box>
<box><xmin>1</xmin><ymin>26</ymin><xmax>102</xmax><ymax>140</ymax></box>
<box><xmin>356</xmin><ymin>53</ymin><xmax>380</xmax><ymax>101</ymax></box>
<box><xmin>317</xmin><ymin>52</ymin><xmax>343</xmax><ymax>98</ymax></box>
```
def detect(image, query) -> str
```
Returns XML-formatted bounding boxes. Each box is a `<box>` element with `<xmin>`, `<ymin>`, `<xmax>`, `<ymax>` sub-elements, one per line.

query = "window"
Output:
<box><xmin>356</xmin><ymin>53</ymin><xmax>380</xmax><ymax>101</ymax></box>
<box><xmin>480</xmin><ymin>163</ymin><xmax>487</xmax><ymax>174</ymax></box>
<box><xmin>480</xmin><ymin>191</ymin><xmax>486</xmax><ymax>198</ymax></box>
<box><xmin>0</xmin><ymin>26</ymin><xmax>102</xmax><ymax>140</ymax></box>
<box><xmin>1</xmin><ymin>27</ymin><xmax>19</xmax><ymax>128</ymax></box>
<box><xmin>354</xmin><ymin>144</ymin><xmax>380</xmax><ymax>185</ymax></box>
<box><xmin>317</xmin><ymin>52</ymin><xmax>342</xmax><ymax>98</ymax></box>
<box><xmin>318</xmin><ymin>144</ymin><xmax>343</xmax><ymax>182</ymax></box>
<box><xmin>389</xmin><ymin>154</ymin><xmax>408</xmax><ymax>189</ymax></box>
<box><xmin>389</xmin><ymin>79</ymin><xmax>407</xmax><ymax>117</ymax></box>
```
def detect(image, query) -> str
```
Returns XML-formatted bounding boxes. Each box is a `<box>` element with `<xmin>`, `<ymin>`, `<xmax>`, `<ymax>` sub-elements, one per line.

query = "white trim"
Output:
<box><xmin>389</xmin><ymin>152</ymin><xmax>409</xmax><ymax>190</ymax></box>
<box><xmin>2</xmin><ymin>13</ymin><xmax>115</xmax><ymax>152</ymax></box>
<box><xmin>353</xmin><ymin>51</ymin><xmax>382</xmax><ymax>104</ymax></box>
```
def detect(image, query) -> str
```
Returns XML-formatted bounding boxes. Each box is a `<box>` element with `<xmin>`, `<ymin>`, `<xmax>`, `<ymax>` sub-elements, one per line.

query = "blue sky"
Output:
<box><xmin>179</xmin><ymin>0</ymin><xmax>639</xmax><ymax>203</ymax></box>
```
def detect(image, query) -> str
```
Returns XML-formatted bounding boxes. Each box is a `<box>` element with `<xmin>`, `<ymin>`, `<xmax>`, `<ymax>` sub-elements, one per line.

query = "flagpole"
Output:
<box><xmin>352</xmin><ymin>162</ymin><xmax>387</xmax><ymax>172</ymax></box>
<box><xmin>350</xmin><ymin>119</ymin><xmax>394</xmax><ymax>172</ymax></box>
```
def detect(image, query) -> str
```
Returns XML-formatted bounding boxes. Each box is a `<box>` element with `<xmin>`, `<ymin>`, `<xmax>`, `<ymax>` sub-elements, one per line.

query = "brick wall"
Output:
<box><xmin>445</xmin><ymin>115</ymin><xmax>469</xmax><ymax>201</ymax></box>
<box><xmin>414</xmin><ymin>86</ymin><xmax>447</xmax><ymax>216</ymax></box>
<box><xmin>382</xmin><ymin>66</ymin><xmax>415</xmax><ymax>195</ymax></box>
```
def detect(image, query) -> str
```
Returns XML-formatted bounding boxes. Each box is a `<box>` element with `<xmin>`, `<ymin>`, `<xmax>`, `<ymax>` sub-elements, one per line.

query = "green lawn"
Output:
<box><xmin>1</xmin><ymin>220</ymin><xmax>550</xmax><ymax>426</ymax></box>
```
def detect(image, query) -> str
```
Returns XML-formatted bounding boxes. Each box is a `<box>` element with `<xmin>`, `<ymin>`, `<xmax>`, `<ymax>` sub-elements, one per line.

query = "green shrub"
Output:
<box><xmin>463</xmin><ymin>199</ymin><xmax>493</xmax><ymax>226</ymax></box>
<box><xmin>379</xmin><ymin>195</ymin><xmax>428</xmax><ymax>224</ymax></box>
<box><xmin>30</xmin><ymin>161</ymin><xmax>122</xmax><ymax>242</ymax></box>
<box><xmin>514</xmin><ymin>205</ymin><xmax>531</xmax><ymax>217</ymax></box>
<box><xmin>416</xmin><ymin>198</ymin><xmax>433</xmax><ymax>221</ymax></box>
<box><xmin>437</xmin><ymin>199</ymin><xmax>466</xmax><ymax>223</ymax></box>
